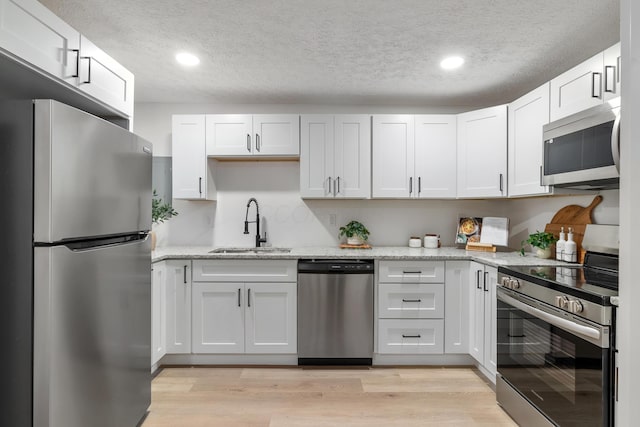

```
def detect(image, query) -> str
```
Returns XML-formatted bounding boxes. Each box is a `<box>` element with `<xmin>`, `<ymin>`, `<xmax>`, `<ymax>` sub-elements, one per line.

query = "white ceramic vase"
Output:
<box><xmin>347</xmin><ymin>236</ymin><xmax>365</xmax><ymax>245</ymax></box>
<box><xmin>535</xmin><ymin>247</ymin><xmax>552</xmax><ymax>259</ymax></box>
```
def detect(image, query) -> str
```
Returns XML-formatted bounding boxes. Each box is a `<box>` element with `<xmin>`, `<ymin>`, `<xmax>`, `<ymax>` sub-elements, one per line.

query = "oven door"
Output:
<box><xmin>497</xmin><ymin>288</ymin><xmax>611</xmax><ymax>427</ymax></box>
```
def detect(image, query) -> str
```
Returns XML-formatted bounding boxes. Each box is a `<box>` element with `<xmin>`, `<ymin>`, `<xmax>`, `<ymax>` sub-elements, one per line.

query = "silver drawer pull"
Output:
<box><xmin>402</xmin><ymin>270</ymin><xmax>421</xmax><ymax>274</ymax></box>
<box><xmin>402</xmin><ymin>299</ymin><xmax>421</xmax><ymax>303</ymax></box>
<box><xmin>402</xmin><ymin>334</ymin><xmax>421</xmax><ymax>338</ymax></box>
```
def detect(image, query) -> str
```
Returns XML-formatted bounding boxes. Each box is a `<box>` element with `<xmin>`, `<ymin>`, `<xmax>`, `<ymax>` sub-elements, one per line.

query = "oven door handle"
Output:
<box><xmin>498</xmin><ymin>290</ymin><xmax>608</xmax><ymax>348</ymax></box>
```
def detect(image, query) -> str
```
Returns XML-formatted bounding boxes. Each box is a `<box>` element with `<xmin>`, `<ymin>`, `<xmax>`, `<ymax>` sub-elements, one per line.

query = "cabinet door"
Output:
<box><xmin>151</xmin><ymin>262</ymin><xmax>166</xmax><ymax>367</ymax></box>
<box><xmin>165</xmin><ymin>261</ymin><xmax>192</xmax><ymax>354</ymax></box>
<box><xmin>444</xmin><ymin>261</ymin><xmax>469</xmax><ymax>354</ymax></box>
<box><xmin>300</xmin><ymin>115</ymin><xmax>334</xmax><ymax>198</ymax></box>
<box><xmin>334</xmin><ymin>115</ymin><xmax>371</xmax><ymax>198</ymax></box>
<box><xmin>483</xmin><ymin>266</ymin><xmax>498</xmax><ymax>381</ymax></box>
<box><xmin>372</xmin><ymin>115</ymin><xmax>415</xmax><ymax>198</ymax></box>
<box><xmin>0</xmin><ymin>0</ymin><xmax>79</xmax><ymax>84</ymax></box>
<box><xmin>414</xmin><ymin>115</ymin><xmax>457</xmax><ymax>198</ymax></box>
<box><xmin>508</xmin><ymin>83</ymin><xmax>551</xmax><ymax>197</ymax></box>
<box><xmin>468</xmin><ymin>262</ymin><xmax>485</xmax><ymax>364</ymax></box>
<box><xmin>245</xmin><ymin>282</ymin><xmax>297</xmax><ymax>354</ymax></box>
<box><xmin>205</xmin><ymin>115</ymin><xmax>253</xmax><ymax>156</ymax></box>
<box><xmin>457</xmin><ymin>105</ymin><xmax>507</xmax><ymax>198</ymax></box>
<box><xmin>253</xmin><ymin>115</ymin><xmax>300</xmax><ymax>156</ymax></box>
<box><xmin>77</xmin><ymin>35</ymin><xmax>134</xmax><ymax>117</ymax></box>
<box><xmin>603</xmin><ymin>42</ymin><xmax>621</xmax><ymax>102</ymax></box>
<box><xmin>172</xmin><ymin>115</ymin><xmax>207</xmax><ymax>199</ymax></box>
<box><xmin>191</xmin><ymin>283</ymin><xmax>244</xmax><ymax>353</ymax></box>
<box><xmin>550</xmin><ymin>52</ymin><xmax>604</xmax><ymax>121</ymax></box>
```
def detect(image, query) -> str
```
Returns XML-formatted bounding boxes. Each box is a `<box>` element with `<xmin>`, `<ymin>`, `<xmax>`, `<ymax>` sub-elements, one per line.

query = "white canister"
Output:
<box><xmin>409</xmin><ymin>237</ymin><xmax>422</xmax><ymax>248</ymax></box>
<box><xmin>424</xmin><ymin>234</ymin><xmax>440</xmax><ymax>249</ymax></box>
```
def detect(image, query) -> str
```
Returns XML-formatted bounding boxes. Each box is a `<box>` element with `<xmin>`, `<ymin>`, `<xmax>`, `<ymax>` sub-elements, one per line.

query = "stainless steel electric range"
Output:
<box><xmin>496</xmin><ymin>224</ymin><xmax>619</xmax><ymax>427</ymax></box>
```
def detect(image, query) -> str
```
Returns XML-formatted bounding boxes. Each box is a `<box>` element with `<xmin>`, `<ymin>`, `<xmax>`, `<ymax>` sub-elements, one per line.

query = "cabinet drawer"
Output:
<box><xmin>192</xmin><ymin>259</ymin><xmax>297</xmax><ymax>282</ymax></box>
<box><xmin>378</xmin><ymin>261</ymin><xmax>444</xmax><ymax>283</ymax></box>
<box><xmin>378</xmin><ymin>283</ymin><xmax>444</xmax><ymax>319</ymax></box>
<box><xmin>377</xmin><ymin>319</ymin><xmax>444</xmax><ymax>354</ymax></box>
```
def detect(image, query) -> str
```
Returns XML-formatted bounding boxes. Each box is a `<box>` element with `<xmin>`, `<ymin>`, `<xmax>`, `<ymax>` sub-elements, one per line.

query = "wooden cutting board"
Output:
<box><xmin>550</xmin><ymin>195</ymin><xmax>602</xmax><ymax>224</ymax></box>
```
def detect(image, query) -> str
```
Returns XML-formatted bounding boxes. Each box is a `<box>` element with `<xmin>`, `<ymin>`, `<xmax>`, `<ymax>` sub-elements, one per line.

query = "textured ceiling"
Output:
<box><xmin>40</xmin><ymin>0</ymin><xmax>620</xmax><ymax>107</ymax></box>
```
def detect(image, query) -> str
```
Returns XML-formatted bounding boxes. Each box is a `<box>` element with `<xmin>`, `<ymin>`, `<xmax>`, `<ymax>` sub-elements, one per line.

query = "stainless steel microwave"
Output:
<box><xmin>542</xmin><ymin>97</ymin><xmax>620</xmax><ymax>189</ymax></box>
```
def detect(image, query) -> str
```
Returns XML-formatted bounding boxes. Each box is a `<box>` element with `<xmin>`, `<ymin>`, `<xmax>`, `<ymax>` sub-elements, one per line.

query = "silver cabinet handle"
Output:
<box><xmin>327</xmin><ymin>177</ymin><xmax>332</xmax><ymax>196</ymax></box>
<box><xmin>539</xmin><ymin>165</ymin><xmax>543</xmax><ymax>186</ymax></box>
<box><xmin>183</xmin><ymin>265</ymin><xmax>187</xmax><ymax>284</ymax></box>
<box><xmin>333</xmin><ymin>176</ymin><xmax>337</xmax><ymax>196</ymax></box>
<box><xmin>247</xmin><ymin>288</ymin><xmax>251</xmax><ymax>307</ymax></box>
<box><xmin>612</xmin><ymin>113</ymin><xmax>621</xmax><ymax>172</ymax></box>
<box><xmin>336</xmin><ymin>176</ymin><xmax>340</xmax><ymax>195</ymax></box>
<box><xmin>484</xmin><ymin>271</ymin><xmax>489</xmax><ymax>292</ymax></box>
<box><xmin>476</xmin><ymin>270</ymin><xmax>481</xmax><ymax>289</ymax></box>
<box><xmin>81</xmin><ymin>56</ymin><xmax>92</xmax><ymax>84</ymax></box>
<box><xmin>409</xmin><ymin>177</ymin><xmax>413</xmax><ymax>195</ymax></box>
<box><xmin>238</xmin><ymin>288</ymin><xmax>241</xmax><ymax>307</ymax></box>
<box><xmin>246</xmin><ymin>134</ymin><xmax>251</xmax><ymax>152</ymax></box>
<box><xmin>402</xmin><ymin>334</ymin><xmax>421</xmax><ymax>338</ymax></box>
<box><xmin>402</xmin><ymin>270</ymin><xmax>421</xmax><ymax>274</ymax></box>
<box><xmin>617</xmin><ymin>56</ymin><xmax>621</xmax><ymax>83</ymax></box>
<box><xmin>199</xmin><ymin>177</ymin><xmax>202</xmax><ymax>194</ymax></box>
<box><xmin>592</xmin><ymin>72</ymin><xmax>602</xmax><ymax>98</ymax></box>
<box><xmin>418</xmin><ymin>177</ymin><xmax>421</xmax><ymax>195</ymax></box>
<box><xmin>402</xmin><ymin>299</ymin><xmax>422</xmax><ymax>303</ymax></box>
<box><xmin>605</xmin><ymin>65</ymin><xmax>616</xmax><ymax>93</ymax></box>
<box><xmin>71</xmin><ymin>49</ymin><xmax>80</xmax><ymax>77</ymax></box>
<box><xmin>255</xmin><ymin>134</ymin><xmax>260</xmax><ymax>152</ymax></box>
<box><xmin>499</xmin><ymin>173</ymin><xmax>503</xmax><ymax>193</ymax></box>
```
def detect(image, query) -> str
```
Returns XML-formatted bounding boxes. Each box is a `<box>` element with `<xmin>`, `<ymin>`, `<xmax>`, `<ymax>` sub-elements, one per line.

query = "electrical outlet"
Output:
<box><xmin>329</xmin><ymin>214</ymin><xmax>336</xmax><ymax>226</ymax></box>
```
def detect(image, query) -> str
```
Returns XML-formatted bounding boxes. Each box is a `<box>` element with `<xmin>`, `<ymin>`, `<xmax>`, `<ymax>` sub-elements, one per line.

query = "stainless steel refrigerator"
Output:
<box><xmin>0</xmin><ymin>99</ymin><xmax>152</xmax><ymax>427</ymax></box>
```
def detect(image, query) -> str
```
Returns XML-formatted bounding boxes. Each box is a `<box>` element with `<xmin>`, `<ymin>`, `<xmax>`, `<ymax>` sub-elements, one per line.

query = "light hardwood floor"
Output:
<box><xmin>143</xmin><ymin>366</ymin><xmax>517</xmax><ymax>426</ymax></box>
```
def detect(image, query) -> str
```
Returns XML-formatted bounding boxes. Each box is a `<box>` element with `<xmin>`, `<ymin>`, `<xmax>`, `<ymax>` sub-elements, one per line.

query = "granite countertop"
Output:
<box><xmin>152</xmin><ymin>246</ymin><xmax>575</xmax><ymax>268</ymax></box>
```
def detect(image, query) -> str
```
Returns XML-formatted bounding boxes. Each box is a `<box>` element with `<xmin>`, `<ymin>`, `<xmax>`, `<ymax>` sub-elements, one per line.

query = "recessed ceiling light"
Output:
<box><xmin>175</xmin><ymin>52</ymin><xmax>200</xmax><ymax>67</ymax></box>
<box><xmin>440</xmin><ymin>56</ymin><xmax>464</xmax><ymax>70</ymax></box>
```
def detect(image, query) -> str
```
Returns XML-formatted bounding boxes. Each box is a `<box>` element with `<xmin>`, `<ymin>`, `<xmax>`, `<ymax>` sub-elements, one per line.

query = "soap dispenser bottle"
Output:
<box><xmin>556</xmin><ymin>227</ymin><xmax>566</xmax><ymax>261</ymax></box>
<box><xmin>564</xmin><ymin>227</ymin><xmax>577</xmax><ymax>263</ymax></box>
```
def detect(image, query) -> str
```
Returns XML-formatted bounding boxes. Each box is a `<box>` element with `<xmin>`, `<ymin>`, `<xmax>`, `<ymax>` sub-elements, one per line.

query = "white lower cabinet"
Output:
<box><xmin>468</xmin><ymin>261</ymin><xmax>497</xmax><ymax>381</ymax></box>
<box><xmin>191</xmin><ymin>260</ymin><xmax>297</xmax><ymax>355</ymax></box>
<box><xmin>378</xmin><ymin>319</ymin><xmax>444</xmax><ymax>354</ymax></box>
<box><xmin>151</xmin><ymin>262</ymin><xmax>166</xmax><ymax>367</ymax></box>
<box><xmin>164</xmin><ymin>260</ymin><xmax>192</xmax><ymax>354</ymax></box>
<box><xmin>444</xmin><ymin>261</ymin><xmax>470</xmax><ymax>354</ymax></box>
<box><xmin>377</xmin><ymin>261</ymin><xmax>445</xmax><ymax>355</ymax></box>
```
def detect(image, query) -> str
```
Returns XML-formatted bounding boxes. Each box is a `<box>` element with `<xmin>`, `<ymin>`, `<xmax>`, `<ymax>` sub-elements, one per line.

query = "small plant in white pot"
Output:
<box><xmin>151</xmin><ymin>190</ymin><xmax>178</xmax><ymax>250</ymax></box>
<box><xmin>339</xmin><ymin>220</ymin><xmax>370</xmax><ymax>245</ymax></box>
<box><xmin>521</xmin><ymin>231</ymin><xmax>557</xmax><ymax>259</ymax></box>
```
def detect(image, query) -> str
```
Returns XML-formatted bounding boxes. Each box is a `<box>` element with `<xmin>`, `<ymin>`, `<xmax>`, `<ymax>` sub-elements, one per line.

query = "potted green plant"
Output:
<box><xmin>339</xmin><ymin>220</ymin><xmax>370</xmax><ymax>245</ymax></box>
<box><xmin>151</xmin><ymin>190</ymin><xmax>178</xmax><ymax>250</ymax></box>
<box><xmin>521</xmin><ymin>231</ymin><xmax>558</xmax><ymax>259</ymax></box>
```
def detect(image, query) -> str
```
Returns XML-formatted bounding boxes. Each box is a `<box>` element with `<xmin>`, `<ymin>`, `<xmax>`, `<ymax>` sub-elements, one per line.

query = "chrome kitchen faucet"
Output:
<box><xmin>244</xmin><ymin>197</ymin><xmax>267</xmax><ymax>247</ymax></box>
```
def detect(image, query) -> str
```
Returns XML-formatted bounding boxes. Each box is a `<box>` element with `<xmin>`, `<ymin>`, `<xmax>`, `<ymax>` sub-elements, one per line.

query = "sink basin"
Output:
<box><xmin>209</xmin><ymin>247</ymin><xmax>292</xmax><ymax>254</ymax></box>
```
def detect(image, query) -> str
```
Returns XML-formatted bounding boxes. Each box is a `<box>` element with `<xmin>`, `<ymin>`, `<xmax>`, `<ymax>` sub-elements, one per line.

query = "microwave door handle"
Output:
<box><xmin>612</xmin><ymin>114</ymin><xmax>621</xmax><ymax>172</ymax></box>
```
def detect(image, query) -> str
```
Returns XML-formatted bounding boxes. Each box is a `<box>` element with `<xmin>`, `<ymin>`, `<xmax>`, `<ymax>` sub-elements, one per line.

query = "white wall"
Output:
<box><xmin>136</xmin><ymin>102</ymin><xmax>620</xmax><ymax>250</ymax></box>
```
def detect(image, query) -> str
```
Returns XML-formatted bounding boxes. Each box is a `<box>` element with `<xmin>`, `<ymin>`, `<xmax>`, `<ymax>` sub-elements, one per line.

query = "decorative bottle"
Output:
<box><xmin>556</xmin><ymin>227</ymin><xmax>566</xmax><ymax>261</ymax></box>
<box><xmin>563</xmin><ymin>227</ymin><xmax>577</xmax><ymax>263</ymax></box>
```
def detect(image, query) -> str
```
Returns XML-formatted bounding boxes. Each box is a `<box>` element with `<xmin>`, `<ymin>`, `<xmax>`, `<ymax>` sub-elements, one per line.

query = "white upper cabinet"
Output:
<box><xmin>508</xmin><ymin>82</ymin><xmax>551</xmax><ymax>197</ymax></box>
<box><xmin>414</xmin><ymin>115</ymin><xmax>457</xmax><ymax>198</ymax></box>
<box><xmin>457</xmin><ymin>105</ymin><xmax>507</xmax><ymax>198</ymax></box>
<box><xmin>0</xmin><ymin>0</ymin><xmax>79</xmax><ymax>85</ymax></box>
<box><xmin>77</xmin><ymin>35</ymin><xmax>134</xmax><ymax>118</ymax></box>
<box><xmin>172</xmin><ymin>115</ymin><xmax>216</xmax><ymax>200</ymax></box>
<box><xmin>372</xmin><ymin>115</ymin><xmax>414</xmax><ymax>198</ymax></box>
<box><xmin>300</xmin><ymin>114</ymin><xmax>370</xmax><ymax>198</ymax></box>
<box><xmin>550</xmin><ymin>42</ymin><xmax>621</xmax><ymax>121</ymax></box>
<box><xmin>206</xmin><ymin>114</ymin><xmax>299</xmax><ymax>157</ymax></box>
<box><xmin>0</xmin><ymin>0</ymin><xmax>134</xmax><ymax>118</ymax></box>
<box><xmin>603</xmin><ymin>42</ymin><xmax>621</xmax><ymax>102</ymax></box>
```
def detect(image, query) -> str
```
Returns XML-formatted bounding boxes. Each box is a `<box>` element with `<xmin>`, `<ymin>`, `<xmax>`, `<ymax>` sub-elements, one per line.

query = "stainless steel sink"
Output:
<box><xmin>209</xmin><ymin>247</ymin><xmax>292</xmax><ymax>254</ymax></box>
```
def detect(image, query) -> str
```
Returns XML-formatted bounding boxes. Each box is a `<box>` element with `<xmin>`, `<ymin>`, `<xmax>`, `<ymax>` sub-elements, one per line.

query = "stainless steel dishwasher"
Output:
<box><xmin>297</xmin><ymin>259</ymin><xmax>374</xmax><ymax>365</ymax></box>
